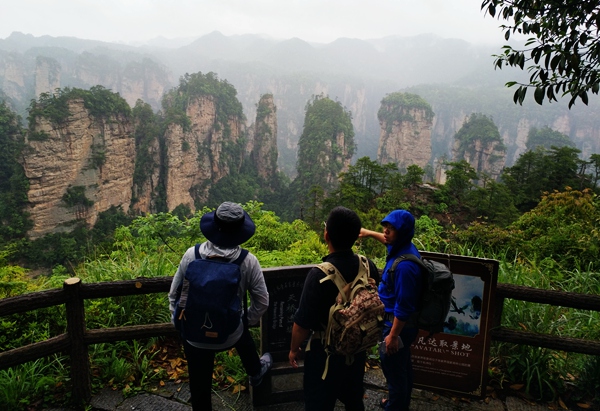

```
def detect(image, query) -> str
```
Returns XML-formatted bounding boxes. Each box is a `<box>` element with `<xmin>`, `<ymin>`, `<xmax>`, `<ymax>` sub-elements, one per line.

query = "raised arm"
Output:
<box><xmin>359</xmin><ymin>227</ymin><xmax>385</xmax><ymax>244</ymax></box>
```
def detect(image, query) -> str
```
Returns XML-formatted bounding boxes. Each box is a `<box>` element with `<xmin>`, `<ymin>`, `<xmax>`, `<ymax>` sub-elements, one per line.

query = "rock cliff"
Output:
<box><xmin>250</xmin><ymin>94</ymin><xmax>278</xmax><ymax>180</ymax></box>
<box><xmin>0</xmin><ymin>49</ymin><xmax>172</xmax><ymax>114</ymax></box>
<box><xmin>377</xmin><ymin>93</ymin><xmax>433</xmax><ymax>170</ymax></box>
<box><xmin>453</xmin><ymin>139</ymin><xmax>506</xmax><ymax>180</ymax></box>
<box><xmin>18</xmin><ymin>78</ymin><xmax>277</xmax><ymax>238</ymax></box>
<box><xmin>295</xmin><ymin>96</ymin><xmax>355</xmax><ymax>196</ymax></box>
<box><xmin>21</xmin><ymin>99</ymin><xmax>135</xmax><ymax>239</ymax></box>
<box><xmin>163</xmin><ymin>94</ymin><xmax>245</xmax><ymax>212</ymax></box>
<box><xmin>451</xmin><ymin>113</ymin><xmax>506</xmax><ymax>180</ymax></box>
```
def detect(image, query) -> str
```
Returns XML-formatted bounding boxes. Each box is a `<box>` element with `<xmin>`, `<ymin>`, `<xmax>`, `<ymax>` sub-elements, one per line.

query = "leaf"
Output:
<box><xmin>558</xmin><ymin>398</ymin><xmax>568</xmax><ymax>409</ymax></box>
<box><xmin>226</xmin><ymin>376</ymin><xmax>236</xmax><ymax>383</ymax></box>
<box><xmin>510</xmin><ymin>383</ymin><xmax>524</xmax><ymax>390</ymax></box>
<box><xmin>576</xmin><ymin>403</ymin><xmax>591</xmax><ymax>409</ymax></box>
<box><xmin>534</xmin><ymin>87</ymin><xmax>545</xmax><ymax>105</ymax></box>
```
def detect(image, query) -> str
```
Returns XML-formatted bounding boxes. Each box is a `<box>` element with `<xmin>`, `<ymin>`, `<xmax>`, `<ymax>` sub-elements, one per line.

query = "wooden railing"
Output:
<box><xmin>1</xmin><ymin>265</ymin><xmax>599</xmax><ymax>405</ymax></box>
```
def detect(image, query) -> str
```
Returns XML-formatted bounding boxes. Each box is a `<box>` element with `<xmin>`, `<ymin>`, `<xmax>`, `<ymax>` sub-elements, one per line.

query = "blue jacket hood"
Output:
<box><xmin>381</xmin><ymin>209</ymin><xmax>415</xmax><ymax>246</ymax></box>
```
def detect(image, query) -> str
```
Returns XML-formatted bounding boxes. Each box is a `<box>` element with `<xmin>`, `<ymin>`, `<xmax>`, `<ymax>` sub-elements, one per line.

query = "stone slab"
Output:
<box><xmin>116</xmin><ymin>393</ymin><xmax>190</xmax><ymax>411</ymax></box>
<box><xmin>89</xmin><ymin>387</ymin><xmax>124</xmax><ymax>411</ymax></box>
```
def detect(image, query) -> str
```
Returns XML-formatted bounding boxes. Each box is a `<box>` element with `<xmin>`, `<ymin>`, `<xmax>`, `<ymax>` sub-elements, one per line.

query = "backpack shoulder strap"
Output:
<box><xmin>389</xmin><ymin>254</ymin><xmax>425</xmax><ymax>284</ymax></box>
<box><xmin>348</xmin><ymin>255</ymin><xmax>370</xmax><ymax>299</ymax></box>
<box><xmin>399</xmin><ymin>254</ymin><xmax>427</xmax><ymax>270</ymax></box>
<box><xmin>317</xmin><ymin>262</ymin><xmax>348</xmax><ymax>302</ymax></box>
<box><xmin>232</xmin><ymin>248</ymin><xmax>249</xmax><ymax>266</ymax></box>
<box><xmin>194</xmin><ymin>243</ymin><xmax>202</xmax><ymax>260</ymax></box>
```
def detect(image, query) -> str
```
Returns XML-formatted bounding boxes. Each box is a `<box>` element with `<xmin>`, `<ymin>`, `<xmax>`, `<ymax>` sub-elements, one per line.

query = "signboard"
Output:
<box><xmin>260</xmin><ymin>266</ymin><xmax>310</xmax><ymax>354</ymax></box>
<box><xmin>412</xmin><ymin>252</ymin><xmax>498</xmax><ymax>398</ymax></box>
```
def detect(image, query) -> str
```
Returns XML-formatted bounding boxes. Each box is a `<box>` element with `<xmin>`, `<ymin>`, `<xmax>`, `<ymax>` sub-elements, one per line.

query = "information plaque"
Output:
<box><xmin>411</xmin><ymin>252</ymin><xmax>498</xmax><ymax>398</ymax></box>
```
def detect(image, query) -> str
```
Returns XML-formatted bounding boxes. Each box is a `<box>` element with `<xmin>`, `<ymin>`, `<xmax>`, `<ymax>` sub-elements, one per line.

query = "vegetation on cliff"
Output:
<box><xmin>294</xmin><ymin>95</ymin><xmax>355</xmax><ymax>196</ymax></box>
<box><xmin>0</xmin><ymin>102</ymin><xmax>31</xmax><ymax>243</ymax></box>
<box><xmin>27</xmin><ymin>86</ymin><xmax>131</xmax><ymax>130</ymax></box>
<box><xmin>453</xmin><ymin>113</ymin><xmax>506</xmax><ymax>174</ymax></box>
<box><xmin>454</xmin><ymin>113</ymin><xmax>504</xmax><ymax>147</ymax></box>
<box><xmin>162</xmin><ymin>71</ymin><xmax>244</xmax><ymax>133</ymax></box>
<box><xmin>131</xmin><ymin>100</ymin><xmax>166</xmax><ymax>211</ymax></box>
<box><xmin>377</xmin><ymin>92</ymin><xmax>434</xmax><ymax>133</ymax></box>
<box><xmin>526</xmin><ymin>126</ymin><xmax>575</xmax><ymax>151</ymax></box>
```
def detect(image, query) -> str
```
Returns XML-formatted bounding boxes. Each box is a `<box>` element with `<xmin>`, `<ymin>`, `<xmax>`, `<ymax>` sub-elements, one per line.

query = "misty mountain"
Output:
<box><xmin>0</xmin><ymin>30</ymin><xmax>598</xmax><ymax>177</ymax></box>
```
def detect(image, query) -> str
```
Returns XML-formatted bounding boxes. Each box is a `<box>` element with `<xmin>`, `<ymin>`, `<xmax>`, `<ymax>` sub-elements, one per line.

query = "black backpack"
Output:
<box><xmin>390</xmin><ymin>254</ymin><xmax>455</xmax><ymax>337</ymax></box>
<box><xmin>174</xmin><ymin>245</ymin><xmax>249</xmax><ymax>344</ymax></box>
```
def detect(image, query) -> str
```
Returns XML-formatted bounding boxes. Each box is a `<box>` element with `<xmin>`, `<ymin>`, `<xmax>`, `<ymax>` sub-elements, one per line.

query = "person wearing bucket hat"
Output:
<box><xmin>169</xmin><ymin>202</ymin><xmax>271</xmax><ymax>410</ymax></box>
<box><xmin>359</xmin><ymin>210</ymin><xmax>423</xmax><ymax>411</ymax></box>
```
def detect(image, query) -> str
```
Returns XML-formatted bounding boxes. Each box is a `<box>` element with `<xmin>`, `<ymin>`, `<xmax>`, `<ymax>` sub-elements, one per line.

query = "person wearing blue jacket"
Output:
<box><xmin>360</xmin><ymin>209</ymin><xmax>423</xmax><ymax>411</ymax></box>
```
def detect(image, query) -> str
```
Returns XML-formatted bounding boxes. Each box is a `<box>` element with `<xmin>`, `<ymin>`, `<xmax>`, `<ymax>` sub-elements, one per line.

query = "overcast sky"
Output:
<box><xmin>0</xmin><ymin>0</ymin><xmax>508</xmax><ymax>46</ymax></box>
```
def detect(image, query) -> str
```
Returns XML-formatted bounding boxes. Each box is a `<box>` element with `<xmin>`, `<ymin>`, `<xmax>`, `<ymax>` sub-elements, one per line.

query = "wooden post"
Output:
<box><xmin>64</xmin><ymin>278</ymin><xmax>91</xmax><ymax>405</ymax></box>
<box><xmin>492</xmin><ymin>294</ymin><xmax>504</xmax><ymax>329</ymax></box>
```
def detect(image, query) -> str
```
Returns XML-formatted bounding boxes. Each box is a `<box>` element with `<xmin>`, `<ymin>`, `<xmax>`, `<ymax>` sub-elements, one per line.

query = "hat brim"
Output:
<box><xmin>200</xmin><ymin>210</ymin><xmax>256</xmax><ymax>248</ymax></box>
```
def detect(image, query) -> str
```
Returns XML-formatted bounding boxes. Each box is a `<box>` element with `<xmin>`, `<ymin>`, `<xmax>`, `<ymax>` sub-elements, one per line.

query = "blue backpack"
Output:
<box><xmin>391</xmin><ymin>254</ymin><xmax>455</xmax><ymax>337</ymax></box>
<box><xmin>174</xmin><ymin>244</ymin><xmax>249</xmax><ymax>344</ymax></box>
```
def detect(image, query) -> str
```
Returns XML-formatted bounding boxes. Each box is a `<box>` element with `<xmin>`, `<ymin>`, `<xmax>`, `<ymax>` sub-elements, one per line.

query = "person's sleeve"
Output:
<box><xmin>244</xmin><ymin>253</ymin><xmax>269</xmax><ymax>326</ymax></box>
<box><xmin>168</xmin><ymin>247</ymin><xmax>195</xmax><ymax>323</ymax></box>
<box><xmin>393</xmin><ymin>261</ymin><xmax>422</xmax><ymax>320</ymax></box>
<box><xmin>293</xmin><ymin>269</ymin><xmax>321</xmax><ymax>330</ymax></box>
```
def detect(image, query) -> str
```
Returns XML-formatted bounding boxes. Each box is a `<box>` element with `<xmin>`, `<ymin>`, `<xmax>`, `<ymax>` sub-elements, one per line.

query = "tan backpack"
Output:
<box><xmin>317</xmin><ymin>255</ymin><xmax>384</xmax><ymax>379</ymax></box>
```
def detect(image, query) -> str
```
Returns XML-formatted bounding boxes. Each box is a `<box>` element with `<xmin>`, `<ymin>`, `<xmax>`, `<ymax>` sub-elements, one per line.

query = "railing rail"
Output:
<box><xmin>1</xmin><ymin>266</ymin><xmax>599</xmax><ymax>405</ymax></box>
<box><xmin>491</xmin><ymin>283</ymin><xmax>600</xmax><ymax>356</ymax></box>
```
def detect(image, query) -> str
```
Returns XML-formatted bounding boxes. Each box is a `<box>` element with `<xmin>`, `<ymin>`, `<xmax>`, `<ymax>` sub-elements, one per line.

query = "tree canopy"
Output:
<box><xmin>294</xmin><ymin>95</ymin><xmax>355</xmax><ymax>195</ymax></box>
<box><xmin>526</xmin><ymin>126</ymin><xmax>575</xmax><ymax>151</ymax></box>
<box><xmin>481</xmin><ymin>0</ymin><xmax>600</xmax><ymax>108</ymax></box>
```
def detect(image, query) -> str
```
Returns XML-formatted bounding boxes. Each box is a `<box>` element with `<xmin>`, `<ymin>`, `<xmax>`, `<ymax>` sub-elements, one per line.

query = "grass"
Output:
<box><xmin>1</xmin><ymin>212</ymin><xmax>599</xmax><ymax>409</ymax></box>
<box><xmin>0</xmin><ymin>356</ymin><xmax>68</xmax><ymax>410</ymax></box>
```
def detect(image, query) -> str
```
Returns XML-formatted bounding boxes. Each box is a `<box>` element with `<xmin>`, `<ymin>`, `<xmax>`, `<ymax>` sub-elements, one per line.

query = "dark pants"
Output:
<box><xmin>303</xmin><ymin>339</ymin><xmax>366</xmax><ymax>411</ymax></box>
<box><xmin>380</xmin><ymin>325</ymin><xmax>419</xmax><ymax>411</ymax></box>
<box><xmin>183</xmin><ymin>325</ymin><xmax>261</xmax><ymax>411</ymax></box>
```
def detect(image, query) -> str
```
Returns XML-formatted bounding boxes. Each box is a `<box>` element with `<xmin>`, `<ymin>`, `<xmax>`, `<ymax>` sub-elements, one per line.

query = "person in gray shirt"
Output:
<box><xmin>169</xmin><ymin>202</ymin><xmax>272</xmax><ymax>410</ymax></box>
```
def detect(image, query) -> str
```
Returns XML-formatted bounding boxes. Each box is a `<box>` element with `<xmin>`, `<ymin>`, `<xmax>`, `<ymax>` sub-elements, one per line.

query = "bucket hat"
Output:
<box><xmin>200</xmin><ymin>202</ymin><xmax>256</xmax><ymax>247</ymax></box>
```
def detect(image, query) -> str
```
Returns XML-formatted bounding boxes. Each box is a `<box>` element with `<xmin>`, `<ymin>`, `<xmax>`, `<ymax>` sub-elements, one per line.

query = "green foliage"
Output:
<box><xmin>511</xmin><ymin>188</ymin><xmax>600</xmax><ymax>267</ymax></box>
<box><xmin>378</xmin><ymin>92</ymin><xmax>434</xmax><ymax>132</ymax></box>
<box><xmin>0</xmin><ymin>103</ymin><xmax>31</xmax><ymax>243</ymax></box>
<box><xmin>62</xmin><ymin>185</ymin><xmax>94</xmax><ymax>208</ymax></box>
<box><xmin>162</xmin><ymin>72</ymin><xmax>244</xmax><ymax>132</ymax></box>
<box><xmin>490</xmin><ymin>254</ymin><xmax>600</xmax><ymax>402</ymax></box>
<box><xmin>255</xmin><ymin>94</ymin><xmax>274</xmax><ymax>123</ymax></box>
<box><xmin>441</xmin><ymin>160</ymin><xmax>478</xmax><ymax>206</ymax></box>
<box><xmin>0</xmin><ymin>255</ymin><xmax>35</xmax><ymax>298</ymax></box>
<box><xmin>295</xmin><ymin>95</ymin><xmax>356</xmax><ymax>198</ymax></box>
<box><xmin>0</xmin><ymin>357</ymin><xmax>67</xmax><ymax>410</ymax></box>
<box><xmin>459</xmin><ymin>188</ymin><xmax>600</xmax><ymax>269</ymax></box>
<box><xmin>20</xmin><ymin>207</ymin><xmax>132</xmax><ymax>268</ymax></box>
<box><xmin>453</xmin><ymin>113</ymin><xmax>505</xmax><ymax>166</ymax></box>
<box><xmin>468</xmin><ymin>179</ymin><xmax>519</xmax><ymax>226</ymax></box>
<box><xmin>2</xmin><ymin>196</ymin><xmax>600</xmax><ymax>405</ymax></box>
<box><xmin>27</xmin><ymin>86</ymin><xmax>131</xmax><ymax>129</ymax></box>
<box><xmin>526</xmin><ymin>126</ymin><xmax>575</xmax><ymax>151</ymax></box>
<box><xmin>481</xmin><ymin>0</ymin><xmax>600</xmax><ymax>107</ymax></box>
<box><xmin>131</xmin><ymin>100</ymin><xmax>165</xmax><ymax>211</ymax></box>
<box><xmin>502</xmin><ymin>146</ymin><xmax>592</xmax><ymax>211</ymax></box>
